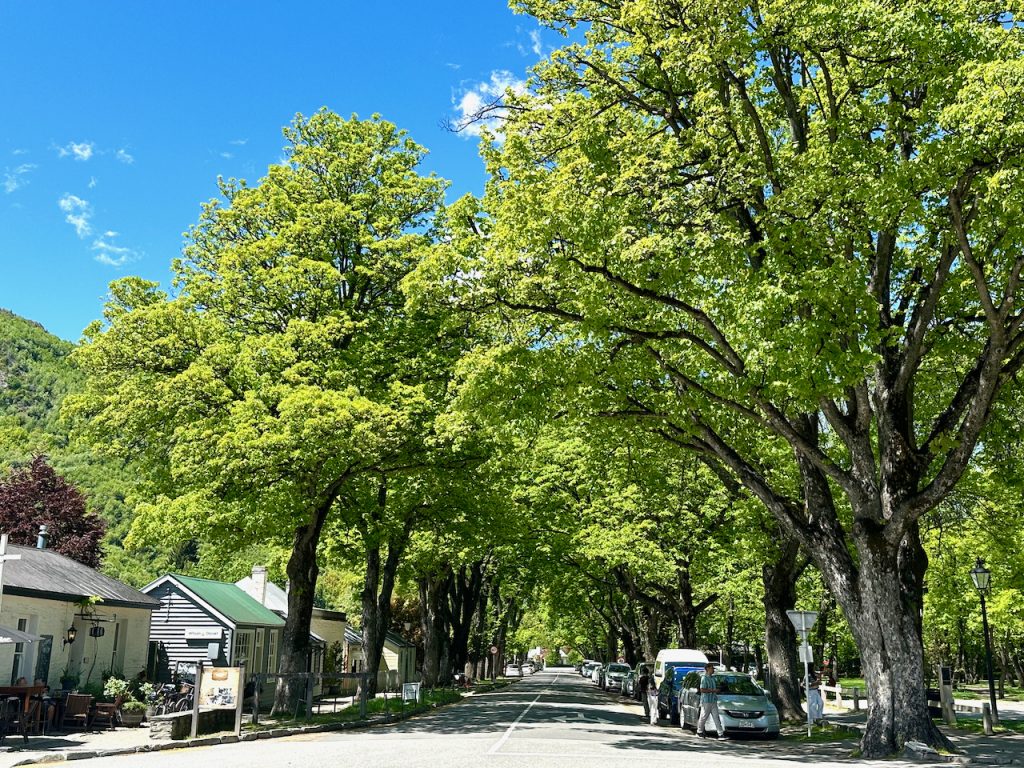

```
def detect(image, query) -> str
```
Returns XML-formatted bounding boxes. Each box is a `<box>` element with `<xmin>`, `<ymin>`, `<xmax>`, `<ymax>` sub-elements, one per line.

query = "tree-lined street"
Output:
<box><xmin>50</xmin><ymin>670</ymin><xmax>882</xmax><ymax>768</ymax></box>
<box><xmin>4</xmin><ymin>1</ymin><xmax>1024</xmax><ymax>762</ymax></box>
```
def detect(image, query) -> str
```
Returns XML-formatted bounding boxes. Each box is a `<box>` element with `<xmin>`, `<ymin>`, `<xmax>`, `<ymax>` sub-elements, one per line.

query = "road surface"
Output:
<box><xmin>72</xmin><ymin>668</ymin><xmax>929</xmax><ymax>767</ymax></box>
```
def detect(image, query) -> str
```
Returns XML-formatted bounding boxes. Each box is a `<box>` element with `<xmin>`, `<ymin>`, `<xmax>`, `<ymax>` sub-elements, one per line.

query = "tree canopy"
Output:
<box><xmin>0</xmin><ymin>455</ymin><xmax>105</xmax><ymax>567</ymax></box>
<box><xmin>412</xmin><ymin>0</ymin><xmax>1024</xmax><ymax>755</ymax></box>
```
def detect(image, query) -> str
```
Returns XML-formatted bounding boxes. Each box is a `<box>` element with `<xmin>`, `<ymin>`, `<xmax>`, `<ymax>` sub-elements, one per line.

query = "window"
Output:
<box><xmin>266</xmin><ymin>631</ymin><xmax>278</xmax><ymax>673</ymax></box>
<box><xmin>9</xmin><ymin>618</ymin><xmax>27</xmax><ymax>684</ymax></box>
<box><xmin>232</xmin><ymin>630</ymin><xmax>254</xmax><ymax>667</ymax></box>
<box><xmin>252</xmin><ymin>628</ymin><xmax>264</xmax><ymax>673</ymax></box>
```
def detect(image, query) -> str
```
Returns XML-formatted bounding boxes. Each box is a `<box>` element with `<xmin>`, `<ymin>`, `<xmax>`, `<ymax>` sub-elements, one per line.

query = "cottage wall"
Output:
<box><xmin>0</xmin><ymin>595</ymin><xmax>153</xmax><ymax>689</ymax></box>
<box><xmin>146</xmin><ymin>581</ymin><xmax>230</xmax><ymax>682</ymax></box>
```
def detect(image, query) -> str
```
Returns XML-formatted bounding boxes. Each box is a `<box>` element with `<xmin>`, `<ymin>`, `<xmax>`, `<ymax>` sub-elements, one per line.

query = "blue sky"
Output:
<box><xmin>0</xmin><ymin>2</ymin><xmax>553</xmax><ymax>340</ymax></box>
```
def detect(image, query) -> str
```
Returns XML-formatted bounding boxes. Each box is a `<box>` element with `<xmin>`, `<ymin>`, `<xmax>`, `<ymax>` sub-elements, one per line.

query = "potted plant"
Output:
<box><xmin>59</xmin><ymin>668</ymin><xmax>79</xmax><ymax>691</ymax></box>
<box><xmin>119</xmin><ymin>698</ymin><xmax>147</xmax><ymax>727</ymax></box>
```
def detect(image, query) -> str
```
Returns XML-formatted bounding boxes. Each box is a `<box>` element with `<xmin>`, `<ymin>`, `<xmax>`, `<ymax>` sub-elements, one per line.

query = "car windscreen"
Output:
<box><xmin>607</xmin><ymin>664</ymin><xmax>630</xmax><ymax>673</ymax></box>
<box><xmin>715</xmin><ymin>674</ymin><xmax>762</xmax><ymax>696</ymax></box>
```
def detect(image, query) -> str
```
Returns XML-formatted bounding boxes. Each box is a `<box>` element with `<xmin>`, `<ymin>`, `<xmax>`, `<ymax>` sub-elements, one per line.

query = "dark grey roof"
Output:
<box><xmin>2</xmin><ymin>544</ymin><xmax>159</xmax><ymax>610</ymax></box>
<box><xmin>344</xmin><ymin>626</ymin><xmax>362</xmax><ymax>645</ymax></box>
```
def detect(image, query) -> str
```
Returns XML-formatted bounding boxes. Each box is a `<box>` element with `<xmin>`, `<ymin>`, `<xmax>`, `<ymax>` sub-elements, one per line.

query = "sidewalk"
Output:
<box><xmin>0</xmin><ymin>716</ymin><xmax>395</xmax><ymax>768</ymax></box>
<box><xmin>824</xmin><ymin>705</ymin><xmax>1024</xmax><ymax>765</ymax></box>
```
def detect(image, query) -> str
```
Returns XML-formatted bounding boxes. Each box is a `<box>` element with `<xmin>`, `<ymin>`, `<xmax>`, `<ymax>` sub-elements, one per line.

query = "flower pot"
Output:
<box><xmin>119</xmin><ymin>710</ymin><xmax>146</xmax><ymax>727</ymax></box>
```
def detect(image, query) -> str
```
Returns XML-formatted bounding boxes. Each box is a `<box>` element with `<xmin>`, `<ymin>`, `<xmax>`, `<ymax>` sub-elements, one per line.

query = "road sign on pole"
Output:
<box><xmin>787</xmin><ymin>611</ymin><xmax>819</xmax><ymax>737</ymax></box>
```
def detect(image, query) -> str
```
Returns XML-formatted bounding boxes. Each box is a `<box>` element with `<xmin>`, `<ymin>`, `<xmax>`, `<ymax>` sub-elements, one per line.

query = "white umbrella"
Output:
<box><xmin>0</xmin><ymin>626</ymin><xmax>39</xmax><ymax>644</ymax></box>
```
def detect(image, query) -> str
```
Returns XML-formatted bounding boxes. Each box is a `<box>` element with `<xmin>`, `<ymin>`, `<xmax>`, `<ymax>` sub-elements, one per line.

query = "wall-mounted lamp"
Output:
<box><xmin>63</xmin><ymin>626</ymin><xmax>77</xmax><ymax>647</ymax></box>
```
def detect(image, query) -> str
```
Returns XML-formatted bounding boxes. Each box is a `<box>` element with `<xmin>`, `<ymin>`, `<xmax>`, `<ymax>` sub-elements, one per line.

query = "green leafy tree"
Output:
<box><xmin>67</xmin><ymin>109</ymin><xmax>450</xmax><ymax>698</ymax></box>
<box><xmin>424</xmin><ymin>0</ymin><xmax>1024</xmax><ymax>754</ymax></box>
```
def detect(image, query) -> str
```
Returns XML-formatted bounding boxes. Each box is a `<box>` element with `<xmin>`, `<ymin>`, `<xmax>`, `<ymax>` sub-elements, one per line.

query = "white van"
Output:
<box><xmin>652</xmin><ymin>648</ymin><xmax>710</xmax><ymax>691</ymax></box>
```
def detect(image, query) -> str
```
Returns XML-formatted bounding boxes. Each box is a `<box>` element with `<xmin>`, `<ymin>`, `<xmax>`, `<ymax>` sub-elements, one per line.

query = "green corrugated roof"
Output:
<box><xmin>173</xmin><ymin>574</ymin><xmax>285</xmax><ymax>627</ymax></box>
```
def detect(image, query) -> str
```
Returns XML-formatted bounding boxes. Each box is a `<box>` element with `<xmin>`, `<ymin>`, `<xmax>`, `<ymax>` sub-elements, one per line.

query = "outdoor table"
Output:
<box><xmin>0</xmin><ymin>685</ymin><xmax>45</xmax><ymax>739</ymax></box>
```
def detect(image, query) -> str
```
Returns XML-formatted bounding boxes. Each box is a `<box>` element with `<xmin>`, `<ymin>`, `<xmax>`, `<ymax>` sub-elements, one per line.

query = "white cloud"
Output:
<box><xmin>91</xmin><ymin>233</ymin><xmax>137</xmax><ymax>267</ymax></box>
<box><xmin>3</xmin><ymin>164</ymin><xmax>36</xmax><ymax>194</ymax></box>
<box><xmin>453</xmin><ymin>70</ymin><xmax>527</xmax><ymax>138</ymax></box>
<box><xmin>58</xmin><ymin>141</ymin><xmax>95</xmax><ymax>161</ymax></box>
<box><xmin>228</xmin><ymin>138</ymin><xmax>248</xmax><ymax>146</ymax></box>
<box><xmin>58</xmin><ymin>194</ymin><xmax>93</xmax><ymax>237</ymax></box>
<box><xmin>88</xmin><ymin>176</ymin><xmax>98</xmax><ymax>189</ymax></box>
<box><xmin>530</xmin><ymin>29</ymin><xmax>543</xmax><ymax>57</ymax></box>
<box><xmin>115</xmin><ymin>148</ymin><xmax>134</xmax><ymax>164</ymax></box>
<box><xmin>220</xmin><ymin>152</ymin><xmax>234</xmax><ymax>159</ymax></box>
<box><xmin>12</xmin><ymin>149</ymin><xmax>29</xmax><ymax>156</ymax></box>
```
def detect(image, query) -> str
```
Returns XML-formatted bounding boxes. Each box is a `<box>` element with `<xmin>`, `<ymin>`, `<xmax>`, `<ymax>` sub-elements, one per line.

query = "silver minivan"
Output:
<box><xmin>677</xmin><ymin>671</ymin><xmax>780</xmax><ymax>738</ymax></box>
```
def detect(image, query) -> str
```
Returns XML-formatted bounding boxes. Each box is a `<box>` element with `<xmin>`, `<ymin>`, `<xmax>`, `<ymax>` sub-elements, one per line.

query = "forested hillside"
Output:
<box><xmin>0</xmin><ymin>309</ymin><xmax>78</xmax><ymax>448</ymax></box>
<box><xmin>0</xmin><ymin>308</ymin><xmax>154</xmax><ymax>582</ymax></box>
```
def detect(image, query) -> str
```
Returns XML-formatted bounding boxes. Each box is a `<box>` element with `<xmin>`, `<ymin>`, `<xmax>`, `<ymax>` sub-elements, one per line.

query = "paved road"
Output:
<box><xmin>72</xmin><ymin>669</ymin><xmax>931</xmax><ymax>767</ymax></box>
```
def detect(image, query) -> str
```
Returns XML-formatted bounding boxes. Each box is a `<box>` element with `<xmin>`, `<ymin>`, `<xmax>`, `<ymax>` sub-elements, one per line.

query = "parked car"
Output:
<box><xmin>623</xmin><ymin>662</ymin><xmax>654</xmax><ymax>699</ymax></box>
<box><xmin>504</xmin><ymin>663</ymin><xmax>523</xmax><ymax>677</ymax></box>
<box><xmin>677</xmin><ymin>671</ymin><xmax>780</xmax><ymax>738</ymax></box>
<box><xmin>603</xmin><ymin>662</ymin><xmax>631</xmax><ymax>692</ymax></box>
<box><xmin>653</xmin><ymin>648</ymin><xmax>710</xmax><ymax>692</ymax></box>
<box><xmin>657</xmin><ymin>664</ymin><xmax>708</xmax><ymax>724</ymax></box>
<box><xmin>580</xmin><ymin>660</ymin><xmax>598</xmax><ymax>677</ymax></box>
<box><xmin>591</xmin><ymin>663</ymin><xmax>605</xmax><ymax>686</ymax></box>
<box><xmin>520</xmin><ymin>663</ymin><xmax>534</xmax><ymax>675</ymax></box>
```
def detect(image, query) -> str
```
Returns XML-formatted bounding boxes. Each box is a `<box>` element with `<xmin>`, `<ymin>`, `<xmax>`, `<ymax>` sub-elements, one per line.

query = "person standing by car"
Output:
<box><xmin>696</xmin><ymin>663</ymin><xmax>726</xmax><ymax>740</ymax></box>
<box><xmin>646</xmin><ymin>673</ymin><xmax>660</xmax><ymax>726</ymax></box>
<box><xmin>638</xmin><ymin>669</ymin><xmax>652</xmax><ymax>720</ymax></box>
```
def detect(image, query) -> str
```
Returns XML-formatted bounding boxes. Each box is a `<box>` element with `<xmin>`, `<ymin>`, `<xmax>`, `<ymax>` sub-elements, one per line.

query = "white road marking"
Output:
<box><xmin>487</xmin><ymin>672</ymin><xmax>560</xmax><ymax>754</ymax></box>
<box><xmin>488</xmin><ymin>692</ymin><xmax>544</xmax><ymax>754</ymax></box>
<box><xmin>549</xmin><ymin>712</ymin><xmax>614</xmax><ymax>724</ymax></box>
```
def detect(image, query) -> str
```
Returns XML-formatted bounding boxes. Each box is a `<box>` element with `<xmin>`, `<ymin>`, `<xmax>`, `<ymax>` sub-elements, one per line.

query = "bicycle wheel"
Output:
<box><xmin>174</xmin><ymin>697</ymin><xmax>192</xmax><ymax>712</ymax></box>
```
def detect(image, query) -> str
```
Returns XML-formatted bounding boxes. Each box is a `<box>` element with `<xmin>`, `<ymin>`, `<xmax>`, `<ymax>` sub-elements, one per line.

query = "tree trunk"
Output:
<box><xmin>640</xmin><ymin>608</ymin><xmax>661</xmax><ymax>660</ymax></box>
<box><xmin>417</xmin><ymin>569</ymin><xmax>451</xmax><ymax>687</ymax></box>
<box><xmin>359</xmin><ymin>480</ymin><xmax>416</xmax><ymax>696</ymax></box>
<box><xmin>274</xmin><ymin>504</ymin><xmax>329</xmax><ymax>713</ymax></box>
<box><xmin>448</xmin><ymin>561</ymin><xmax>484</xmax><ymax>674</ymax></box>
<box><xmin>761</xmin><ymin>537</ymin><xmax>805</xmax><ymax>721</ymax></box>
<box><xmin>826</xmin><ymin>524</ymin><xmax>951</xmax><ymax>758</ymax></box>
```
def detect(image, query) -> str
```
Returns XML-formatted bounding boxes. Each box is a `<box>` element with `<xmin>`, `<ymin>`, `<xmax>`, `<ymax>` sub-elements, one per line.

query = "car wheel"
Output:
<box><xmin>670</xmin><ymin>705</ymin><xmax>680</xmax><ymax>725</ymax></box>
<box><xmin>765</xmin><ymin>732</ymin><xmax>780</xmax><ymax>740</ymax></box>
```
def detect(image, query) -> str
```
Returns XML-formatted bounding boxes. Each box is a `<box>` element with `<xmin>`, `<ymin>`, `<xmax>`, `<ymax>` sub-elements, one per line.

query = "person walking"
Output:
<box><xmin>697</xmin><ymin>663</ymin><xmax>726</xmax><ymax>740</ymax></box>
<box><xmin>646</xmin><ymin>673</ymin><xmax>660</xmax><ymax>726</ymax></box>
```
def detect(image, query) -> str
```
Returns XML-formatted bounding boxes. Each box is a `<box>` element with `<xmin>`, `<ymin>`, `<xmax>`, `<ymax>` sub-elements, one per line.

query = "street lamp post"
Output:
<box><xmin>970</xmin><ymin>558</ymin><xmax>999</xmax><ymax>726</ymax></box>
<box><xmin>787</xmin><ymin>610</ymin><xmax>819</xmax><ymax>737</ymax></box>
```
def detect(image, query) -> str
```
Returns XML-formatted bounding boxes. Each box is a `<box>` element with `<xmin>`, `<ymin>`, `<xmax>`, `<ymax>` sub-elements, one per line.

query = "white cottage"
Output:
<box><xmin>0</xmin><ymin>543</ymin><xmax>159</xmax><ymax>689</ymax></box>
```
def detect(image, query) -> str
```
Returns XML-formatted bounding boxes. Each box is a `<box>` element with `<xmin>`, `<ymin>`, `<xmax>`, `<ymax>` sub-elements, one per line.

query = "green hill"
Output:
<box><xmin>0</xmin><ymin>308</ymin><xmax>157</xmax><ymax>582</ymax></box>
<box><xmin>0</xmin><ymin>308</ymin><xmax>78</xmax><ymax>448</ymax></box>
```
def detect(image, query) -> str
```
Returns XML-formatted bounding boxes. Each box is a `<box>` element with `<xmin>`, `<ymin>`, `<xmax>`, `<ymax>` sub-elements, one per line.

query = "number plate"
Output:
<box><xmin>736</xmin><ymin>721</ymin><xmax>756</xmax><ymax>728</ymax></box>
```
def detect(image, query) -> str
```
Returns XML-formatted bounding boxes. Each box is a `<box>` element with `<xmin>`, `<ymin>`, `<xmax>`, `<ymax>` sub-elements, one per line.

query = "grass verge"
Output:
<box><xmin>247</xmin><ymin>688</ymin><xmax>463</xmax><ymax>731</ymax></box>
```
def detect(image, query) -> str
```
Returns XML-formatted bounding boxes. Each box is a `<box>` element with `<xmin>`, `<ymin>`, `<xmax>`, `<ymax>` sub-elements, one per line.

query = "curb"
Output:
<box><xmin>8</xmin><ymin>701</ymin><xmax>452</xmax><ymax>766</ymax></box>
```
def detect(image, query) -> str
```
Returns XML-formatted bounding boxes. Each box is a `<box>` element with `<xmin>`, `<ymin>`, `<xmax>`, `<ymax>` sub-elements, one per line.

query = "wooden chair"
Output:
<box><xmin>16</xmin><ymin>695</ymin><xmax>41</xmax><ymax>737</ymax></box>
<box><xmin>0</xmin><ymin>697</ymin><xmax>21</xmax><ymax>744</ymax></box>
<box><xmin>62</xmin><ymin>694</ymin><xmax>91</xmax><ymax>731</ymax></box>
<box><xmin>91</xmin><ymin>695</ymin><xmax>120</xmax><ymax>730</ymax></box>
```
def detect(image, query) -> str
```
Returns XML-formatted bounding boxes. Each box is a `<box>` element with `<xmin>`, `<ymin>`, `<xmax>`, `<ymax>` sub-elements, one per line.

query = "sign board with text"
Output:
<box><xmin>402</xmin><ymin>682</ymin><xmax>421</xmax><ymax>703</ymax></box>
<box><xmin>198</xmin><ymin>666</ymin><xmax>242</xmax><ymax>709</ymax></box>
<box><xmin>184</xmin><ymin>628</ymin><xmax>223</xmax><ymax>640</ymax></box>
